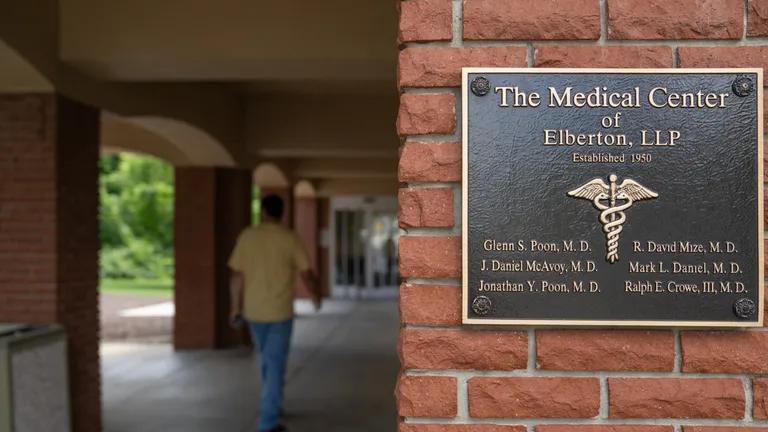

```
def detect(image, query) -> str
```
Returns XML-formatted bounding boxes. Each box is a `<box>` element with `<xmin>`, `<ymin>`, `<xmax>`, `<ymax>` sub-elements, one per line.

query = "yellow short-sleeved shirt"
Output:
<box><xmin>228</xmin><ymin>222</ymin><xmax>310</xmax><ymax>322</ymax></box>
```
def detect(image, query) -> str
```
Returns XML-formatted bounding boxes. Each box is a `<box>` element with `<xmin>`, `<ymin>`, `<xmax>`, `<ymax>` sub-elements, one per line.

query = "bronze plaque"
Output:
<box><xmin>462</xmin><ymin>68</ymin><xmax>764</xmax><ymax>326</ymax></box>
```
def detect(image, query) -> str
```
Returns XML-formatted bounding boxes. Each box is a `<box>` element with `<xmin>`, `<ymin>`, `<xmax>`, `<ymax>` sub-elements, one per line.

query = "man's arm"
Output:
<box><xmin>229</xmin><ymin>271</ymin><xmax>244</xmax><ymax>324</ymax></box>
<box><xmin>300</xmin><ymin>270</ymin><xmax>322</xmax><ymax>310</ymax></box>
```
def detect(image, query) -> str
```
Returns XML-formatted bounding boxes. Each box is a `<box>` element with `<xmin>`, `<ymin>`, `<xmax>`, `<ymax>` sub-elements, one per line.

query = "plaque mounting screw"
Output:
<box><xmin>733</xmin><ymin>298</ymin><xmax>756</xmax><ymax>318</ymax></box>
<box><xmin>472</xmin><ymin>296</ymin><xmax>492</xmax><ymax>315</ymax></box>
<box><xmin>470</xmin><ymin>76</ymin><xmax>491</xmax><ymax>96</ymax></box>
<box><xmin>732</xmin><ymin>76</ymin><xmax>754</xmax><ymax>97</ymax></box>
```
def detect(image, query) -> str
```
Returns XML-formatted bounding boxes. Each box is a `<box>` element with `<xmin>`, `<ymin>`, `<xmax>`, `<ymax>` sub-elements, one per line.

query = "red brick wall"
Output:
<box><xmin>174</xmin><ymin>167</ymin><xmax>217</xmax><ymax>348</ymax></box>
<box><xmin>0</xmin><ymin>94</ymin><xmax>101</xmax><ymax>432</ymax></box>
<box><xmin>396</xmin><ymin>1</ymin><xmax>768</xmax><ymax>431</ymax></box>
<box><xmin>318</xmin><ymin>197</ymin><xmax>331</xmax><ymax>297</ymax></box>
<box><xmin>294</xmin><ymin>197</ymin><xmax>319</xmax><ymax>298</ymax></box>
<box><xmin>174</xmin><ymin>167</ymin><xmax>251</xmax><ymax>349</ymax></box>
<box><xmin>214</xmin><ymin>168</ymin><xmax>252</xmax><ymax>346</ymax></box>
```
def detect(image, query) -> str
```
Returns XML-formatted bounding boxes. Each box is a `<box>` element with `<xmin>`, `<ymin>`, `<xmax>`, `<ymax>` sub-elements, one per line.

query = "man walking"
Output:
<box><xmin>228</xmin><ymin>194</ymin><xmax>321</xmax><ymax>432</ymax></box>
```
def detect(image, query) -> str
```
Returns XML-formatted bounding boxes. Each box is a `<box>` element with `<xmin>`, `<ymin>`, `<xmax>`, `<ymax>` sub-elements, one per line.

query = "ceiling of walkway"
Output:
<box><xmin>60</xmin><ymin>0</ymin><xmax>397</xmax><ymax>86</ymax></box>
<box><xmin>56</xmin><ymin>0</ymin><xmax>400</xmax><ymax>194</ymax></box>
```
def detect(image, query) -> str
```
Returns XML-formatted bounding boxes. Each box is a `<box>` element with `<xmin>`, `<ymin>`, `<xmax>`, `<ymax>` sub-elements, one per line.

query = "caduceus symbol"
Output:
<box><xmin>567</xmin><ymin>174</ymin><xmax>658</xmax><ymax>263</ymax></box>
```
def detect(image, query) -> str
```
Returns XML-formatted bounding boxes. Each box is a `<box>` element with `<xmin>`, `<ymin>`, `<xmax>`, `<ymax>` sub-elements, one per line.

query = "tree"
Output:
<box><xmin>99</xmin><ymin>153</ymin><xmax>174</xmax><ymax>280</ymax></box>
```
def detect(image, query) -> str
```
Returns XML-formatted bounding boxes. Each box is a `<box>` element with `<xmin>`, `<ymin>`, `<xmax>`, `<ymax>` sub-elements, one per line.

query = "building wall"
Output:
<box><xmin>396</xmin><ymin>1</ymin><xmax>768</xmax><ymax>431</ymax></box>
<box><xmin>294</xmin><ymin>197</ymin><xmax>319</xmax><ymax>298</ymax></box>
<box><xmin>0</xmin><ymin>94</ymin><xmax>100</xmax><ymax>432</ymax></box>
<box><xmin>174</xmin><ymin>167</ymin><xmax>252</xmax><ymax>349</ymax></box>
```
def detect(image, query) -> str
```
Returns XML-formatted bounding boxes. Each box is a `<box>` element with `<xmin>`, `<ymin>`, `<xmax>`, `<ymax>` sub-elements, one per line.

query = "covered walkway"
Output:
<box><xmin>101</xmin><ymin>299</ymin><xmax>399</xmax><ymax>432</ymax></box>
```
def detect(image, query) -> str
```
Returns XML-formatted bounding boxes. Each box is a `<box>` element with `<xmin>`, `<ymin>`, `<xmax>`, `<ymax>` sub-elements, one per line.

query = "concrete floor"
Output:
<box><xmin>101</xmin><ymin>299</ymin><xmax>400</xmax><ymax>432</ymax></box>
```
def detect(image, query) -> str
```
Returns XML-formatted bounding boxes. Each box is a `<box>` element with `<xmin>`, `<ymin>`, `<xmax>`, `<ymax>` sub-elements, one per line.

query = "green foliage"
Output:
<box><xmin>99</xmin><ymin>153</ymin><xmax>174</xmax><ymax>281</ymax></box>
<box><xmin>252</xmin><ymin>186</ymin><xmax>261</xmax><ymax>225</ymax></box>
<box><xmin>100</xmin><ymin>278</ymin><xmax>173</xmax><ymax>297</ymax></box>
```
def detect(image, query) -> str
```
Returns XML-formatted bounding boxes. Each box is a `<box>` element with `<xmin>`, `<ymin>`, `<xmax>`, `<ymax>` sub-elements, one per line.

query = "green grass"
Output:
<box><xmin>100</xmin><ymin>278</ymin><xmax>173</xmax><ymax>297</ymax></box>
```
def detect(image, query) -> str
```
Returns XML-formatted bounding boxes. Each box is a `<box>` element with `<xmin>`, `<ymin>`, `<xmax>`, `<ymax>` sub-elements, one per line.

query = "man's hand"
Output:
<box><xmin>229</xmin><ymin>271</ymin><xmax>245</xmax><ymax>328</ymax></box>
<box><xmin>229</xmin><ymin>310</ymin><xmax>244</xmax><ymax>329</ymax></box>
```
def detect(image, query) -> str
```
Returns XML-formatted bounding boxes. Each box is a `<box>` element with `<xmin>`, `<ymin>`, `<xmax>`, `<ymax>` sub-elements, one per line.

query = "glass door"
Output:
<box><xmin>330</xmin><ymin>196</ymin><xmax>399</xmax><ymax>298</ymax></box>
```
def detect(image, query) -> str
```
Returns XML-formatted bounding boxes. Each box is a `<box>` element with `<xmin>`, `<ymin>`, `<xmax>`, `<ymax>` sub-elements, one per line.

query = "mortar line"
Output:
<box><xmin>402</xmin><ymin>87</ymin><xmax>459</xmax><ymax>94</ymax></box>
<box><xmin>457</xmin><ymin>38</ymin><xmax>768</xmax><ymax>47</ymax></box>
<box><xmin>673</xmin><ymin>329</ymin><xmax>682</xmax><ymax>373</ymax></box>
<box><xmin>404</xmin><ymin>417</ymin><xmax>768</xmax><ymax>427</ymax></box>
<box><xmin>407</xmin><ymin>37</ymin><xmax>768</xmax><ymax>49</ymax></box>
<box><xmin>403</xmin><ymin>135</ymin><xmax>460</xmax><ymax>143</ymax></box>
<box><xmin>404</xmin><ymin>181</ymin><xmax>460</xmax><ymax>189</ymax></box>
<box><xmin>746</xmin><ymin>377</ymin><xmax>754</xmax><ymax>421</ymax></box>
<box><xmin>457</xmin><ymin>373</ymin><xmax>469</xmax><ymax>420</ymax></box>
<box><xmin>527</xmin><ymin>328</ymin><xmax>536</xmax><ymax>371</ymax></box>
<box><xmin>599</xmin><ymin>0</ymin><xmax>608</xmax><ymax>44</ymax></box>
<box><xmin>599</xmin><ymin>375</ymin><xmax>609</xmax><ymax>419</ymax></box>
<box><xmin>453</xmin><ymin>182</ymin><xmax>462</xmax><ymax>235</ymax></box>
<box><xmin>672</xmin><ymin>45</ymin><xmax>680</xmax><ymax>68</ymax></box>
<box><xmin>452</xmin><ymin>0</ymin><xmax>462</xmax><ymax>47</ymax></box>
<box><xmin>403</xmin><ymin>227</ymin><xmax>459</xmax><ymax>236</ymax></box>
<box><xmin>402</xmin><ymin>368</ymin><xmax>768</xmax><ymax>379</ymax></box>
<box><xmin>744</xmin><ymin>0</ymin><xmax>749</xmax><ymax>41</ymax></box>
<box><xmin>527</xmin><ymin>43</ymin><xmax>535</xmax><ymax>67</ymax></box>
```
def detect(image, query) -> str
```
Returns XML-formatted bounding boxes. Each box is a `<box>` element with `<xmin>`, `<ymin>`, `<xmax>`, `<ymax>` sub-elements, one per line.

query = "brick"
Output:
<box><xmin>755</xmin><ymin>379</ymin><xmax>768</xmax><ymax>419</ymax></box>
<box><xmin>681</xmin><ymin>331</ymin><xmax>768</xmax><ymax>373</ymax></box>
<box><xmin>399</xmin><ymin>188</ymin><xmax>454</xmax><ymax>228</ymax></box>
<box><xmin>398</xmin><ymin>93</ymin><xmax>456</xmax><ymax>136</ymax></box>
<box><xmin>608</xmin><ymin>378</ymin><xmax>745</xmax><ymax>419</ymax></box>
<box><xmin>399</xmin><ymin>47</ymin><xmax>526</xmax><ymax>88</ymax></box>
<box><xmin>749</xmin><ymin>0</ymin><xmax>768</xmax><ymax>36</ymax></box>
<box><xmin>0</xmin><ymin>95</ymin><xmax>101</xmax><ymax>432</ymax></box>
<box><xmin>535</xmin><ymin>46</ymin><xmax>673</xmax><ymax>68</ymax></box>
<box><xmin>400</xmin><ymin>328</ymin><xmax>527</xmax><ymax>370</ymax></box>
<box><xmin>399</xmin><ymin>141</ymin><xmax>461</xmax><ymax>182</ymax></box>
<box><xmin>400</xmin><ymin>283</ymin><xmax>461</xmax><ymax>325</ymax></box>
<box><xmin>469</xmin><ymin>377</ymin><xmax>600</xmax><ymax>418</ymax></box>
<box><xmin>464</xmin><ymin>0</ymin><xmax>600</xmax><ymax>40</ymax></box>
<box><xmin>175</xmin><ymin>168</ymin><xmax>252</xmax><ymax>349</ymax></box>
<box><xmin>683</xmin><ymin>428</ymin><xmax>768</xmax><ymax>432</ymax></box>
<box><xmin>608</xmin><ymin>0</ymin><xmax>743</xmax><ymax>40</ymax></box>
<box><xmin>537</xmin><ymin>330</ymin><xmax>674</xmax><ymax>372</ymax></box>
<box><xmin>399</xmin><ymin>0</ymin><xmax>452</xmax><ymax>42</ymax></box>
<box><xmin>401</xmin><ymin>425</ymin><xmax>525</xmax><ymax>432</ymax></box>
<box><xmin>538</xmin><ymin>427</ymin><xmax>673</xmax><ymax>432</ymax></box>
<box><xmin>399</xmin><ymin>236</ymin><xmax>460</xmax><ymax>278</ymax></box>
<box><xmin>679</xmin><ymin>46</ymin><xmax>768</xmax><ymax>70</ymax></box>
<box><xmin>395</xmin><ymin>375</ymin><xmax>457</xmax><ymax>417</ymax></box>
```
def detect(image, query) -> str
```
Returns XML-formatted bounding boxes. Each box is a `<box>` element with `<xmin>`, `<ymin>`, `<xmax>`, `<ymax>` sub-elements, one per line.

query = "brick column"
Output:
<box><xmin>318</xmin><ymin>197</ymin><xmax>331</xmax><ymax>297</ymax></box>
<box><xmin>397</xmin><ymin>0</ymin><xmax>768</xmax><ymax>431</ymax></box>
<box><xmin>0</xmin><ymin>94</ymin><xmax>101</xmax><ymax>432</ymax></box>
<box><xmin>293</xmin><ymin>197</ymin><xmax>318</xmax><ymax>298</ymax></box>
<box><xmin>214</xmin><ymin>169</ymin><xmax>253</xmax><ymax>347</ymax></box>
<box><xmin>174</xmin><ymin>167</ymin><xmax>251</xmax><ymax>349</ymax></box>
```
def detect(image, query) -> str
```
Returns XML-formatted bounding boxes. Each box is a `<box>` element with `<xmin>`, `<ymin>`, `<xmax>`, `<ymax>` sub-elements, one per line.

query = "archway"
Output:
<box><xmin>101</xmin><ymin>112</ymin><xmax>235</xmax><ymax>167</ymax></box>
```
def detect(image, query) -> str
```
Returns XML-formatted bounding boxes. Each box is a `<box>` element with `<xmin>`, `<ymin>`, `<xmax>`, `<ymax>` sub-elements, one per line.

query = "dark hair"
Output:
<box><xmin>261</xmin><ymin>195</ymin><xmax>284</xmax><ymax>219</ymax></box>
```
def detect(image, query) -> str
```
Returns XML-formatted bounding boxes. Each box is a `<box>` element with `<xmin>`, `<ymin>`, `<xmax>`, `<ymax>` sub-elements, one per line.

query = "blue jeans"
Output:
<box><xmin>248</xmin><ymin>319</ymin><xmax>293</xmax><ymax>430</ymax></box>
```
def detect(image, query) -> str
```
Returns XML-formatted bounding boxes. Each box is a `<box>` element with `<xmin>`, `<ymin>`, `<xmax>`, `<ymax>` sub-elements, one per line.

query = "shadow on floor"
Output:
<box><xmin>102</xmin><ymin>299</ymin><xmax>400</xmax><ymax>432</ymax></box>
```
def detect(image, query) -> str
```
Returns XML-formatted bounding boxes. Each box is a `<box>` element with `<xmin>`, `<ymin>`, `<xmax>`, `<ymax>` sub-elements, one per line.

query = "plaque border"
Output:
<box><xmin>461</xmin><ymin>68</ymin><xmax>765</xmax><ymax>327</ymax></box>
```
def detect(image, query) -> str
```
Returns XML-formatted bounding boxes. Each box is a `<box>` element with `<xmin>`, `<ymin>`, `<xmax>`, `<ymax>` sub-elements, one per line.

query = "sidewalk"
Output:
<box><xmin>102</xmin><ymin>299</ymin><xmax>399</xmax><ymax>432</ymax></box>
